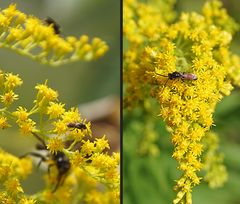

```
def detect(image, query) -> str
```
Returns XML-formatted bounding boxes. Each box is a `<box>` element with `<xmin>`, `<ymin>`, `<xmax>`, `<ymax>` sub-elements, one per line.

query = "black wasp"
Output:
<box><xmin>44</xmin><ymin>17</ymin><xmax>61</xmax><ymax>35</ymax></box>
<box><xmin>157</xmin><ymin>71</ymin><xmax>197</xmax><ymax>93</ymax></box>
<box><xmin>158</xmin><ymin>71</ymin><xmax>197</xmax><ymax>81</ymax></box>
<box><xmin>20</xmin><ymin>132</ymin><xmax>70</xmax><ymax>193</ymax></box>
<box><xmin>67</xmin><ymin>122</ymin><xmax>87</xmax><ymax>132</ymax></box>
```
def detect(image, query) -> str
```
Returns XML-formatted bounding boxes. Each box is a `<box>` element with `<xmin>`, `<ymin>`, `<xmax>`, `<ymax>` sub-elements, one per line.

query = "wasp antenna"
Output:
<box><xmin>155</xmin><ymin>73</ymin><xmax>168</xmax><ymax>77</ymax></box>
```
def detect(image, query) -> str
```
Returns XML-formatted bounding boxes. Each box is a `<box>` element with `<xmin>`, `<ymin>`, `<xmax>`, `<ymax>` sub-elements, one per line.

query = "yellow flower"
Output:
<box><xmin>124</xmin><ymin>0</ymin><xmax>236</xmax><ymax>203</ymax></box>
<box><xmin>5</xmin><ymin>27</ymin><xmax>24</xmax><ymax>43</ymax></box>
<box><xmin>47</xmin><ymin>137</ymin><xmax>64</xmax><ymax>154</ymax></box>
<box><xmin>19</xmin><ymin>197</ymin><xmax>36</xmax><ymax>204</ymax></box>
<box><xmin>70</xmin><ymin>151</ymin><xmax>84</xmax><ymax>167</ymax></box>
<box><xmin>4</xmin><ymin>178</ymin><xmax>23</xmax><ymax>194</ymax></box>
<box><xmin>0</xmin><ymin>90</ymin><xmax>18</xmax><ymax>105</ymax></box>
<box><xmin>112</xmin><ymin>152</ymin><xmax>120</xmax><ymax>164</ymax></box>
<box><xmin>53</xmin><ymin>120</ymin><xmax>68</xmax><ymax>135</ymax></box>
<box><xmin>81</xmin><ymin>140</ymin><xmax>95</xmax><ymax>156</ymax></box>
<box><xmin>47</xmin><ymin>102</ymin><xmax>65</xmax><ymax>119</ymax></box>
<box><xmin>0</xmin><ymin>192</ymin><xmax>15</xmax><ymax>204</ymax></box>
<box><xmin>62</xmin><ymin>107</ymin><xmax>81</xmax><ymax>123</ymax></box>
<box><xmin>202</xmin><ymin>132</ymin><xmax>228</xmax><ymax>188</ymax></box>
<box><xmin>95</xmin><ymin>135</ymin><xmax>110</xmax><ymax>152</ymax></box>
<box><xmin>4</xmin><ymin>73</ymin><xmax>23</xmax><ymax>90</ymax></box>
<box><xmin>12</xmin><ymin>106</ymin><xmax>29</xmax><ymax>122</ymax></box>
<box><xmin>69</xmin><ymin>129</ymin><xmax>85</xmax><ymax>142</ymax></box>
<box><xmin>19</xmin><ymin>118</ymin><xmax>36</xmax><ymax>134</ymax></box>
<box><xmin>35</xmin><ymin>82</ymin><xmax>58</xmax><ymax>102</ymax></box>
<box><xmin>0</xmin><ymin>116</ymin><xmax>10</xmax><ymax>129</ymax></box>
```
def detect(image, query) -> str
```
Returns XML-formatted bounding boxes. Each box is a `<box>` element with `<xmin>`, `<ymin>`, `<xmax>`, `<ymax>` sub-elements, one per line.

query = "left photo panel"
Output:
<box><xmin>0</xmin><ymin>1</ymin><xmax>120</xmax><ymax>203</ymax></box>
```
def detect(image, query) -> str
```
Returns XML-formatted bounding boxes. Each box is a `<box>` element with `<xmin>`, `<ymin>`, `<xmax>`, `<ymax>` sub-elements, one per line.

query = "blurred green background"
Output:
<box><xmin>123</xmin><ymin>1</ymin><xmax>240</xmax><ymax>204</ymax></box>
<box><xmin>0</xmin><ymin>0</ymin><xmax>120</xmax><ymax>194</ymax></box>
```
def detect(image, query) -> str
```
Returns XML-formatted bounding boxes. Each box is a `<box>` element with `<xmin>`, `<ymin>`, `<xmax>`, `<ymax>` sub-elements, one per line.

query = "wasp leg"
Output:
<box><xmin>20</xmin><ymin>152</ymin><xmax>47</xmax><ymax>161</ymax></box>
<box><xmin>52</xmin><ymin>173</ymin><xmax>63</xmax><ymax>193</ymax></box>
<box><xmin>48</xmin><ymin>163</ymin><xmax>54</xmax><ymax>177</ymax></box>
<box><xmin>31</xmin><ymin>132</ymin><xmax>47</xmax><ymax>148</ymax></box>
<box><xmin>20</xmin><ymin>152</ymin><xmax>47</xmax><ymax>171</ymax></box>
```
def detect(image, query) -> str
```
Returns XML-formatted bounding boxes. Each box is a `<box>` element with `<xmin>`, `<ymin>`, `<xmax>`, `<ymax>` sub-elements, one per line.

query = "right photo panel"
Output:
<box><xmin>123</xmin><ymin>0</ymin><xmax>240</xmax><ymax>204</ymax></box>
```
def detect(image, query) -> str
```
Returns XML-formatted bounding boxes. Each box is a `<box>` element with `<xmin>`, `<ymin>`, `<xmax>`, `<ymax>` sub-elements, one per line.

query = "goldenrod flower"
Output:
<box><xmin>95</xmin><ymin>135</ymin><xmax>110</xmax><ymax>152</ymax></box>
<box><xmin>47</xmin><ymin>102</ymin><xmax>65</xmax><ymax>119</ymax></box>
<box><xmin>0</xmin><ymin>149</ymin><xmax>32</xmax><ymax>202</ymax></box>
<box><xmin>70</xmin><ymin>151</ymin><xmax>84</xmax><ymax>167</ymax></box>
<box><xmin>0</xmin><ymin>116</ymin><xmax>10</xmax><ymax>129</ymax></box>
<box><xmin>0</xmin><ymin>2</ymin><xmax>118</xmax><ymax>203</ymax></box>
<box><xmin>34</xmin><ymin>82</ymin><xmax>58</xmax><ymax>113</ymax></box>
<box><xmin>81</xmin><ymin>140</ymin><xmax>95</xmax><ymax>156</ymax></box>
<box><xmin>47</xmin><ymin>137</ymin><xmax>64</xmax><ymax>154</ymax></box>
<box><xmin>4</xmin><ymin>73</ymin><xmax>23</xmax><ymax>90</ymax></box>
<box><xmin>53</xmin><ymin>120</ymin><xmax>68</xmax><ymax>135</ymax></box>
<box><xmin>124</xmin><ymin>0</ymin><xmax>237</xmax><ymax>203</ymax></box>
<box><xmin>0</xmin><ymin>4</ymin><xmax>108</xmax><ymax>66</ymax></box>
<box><xmin>85</xmin><ymin>190</ymin><xmax>106</xmax><ymax>204</ymax></box>
<box><xmin>0</xmin><ymin>192</ymin><xmax>15</xmax><ymax>204</ymax></box>
<box><xmin>0</xmin><ymin>90</ymin><xmax>18</xmax><ymax>105</ymax></box>
<box><xmin>61</xmin><ymin>107</ymin><xmax>81</xmax><ymax>123</ymax></box>
<box><xmin>69</xmin><ymin>129</ymin><xmax>85</xmax><ymax>142</ymax></box>
<box><xmin>35</xmin><ymin>82</ymin><xmax>58</xmax><ymax>102</ymax></box>
<box><xmin>0</xmin><ymin>69</ymin><xmax>119</xmax><ymax>202</ymax></box>
<box><xmin>12</xmin><ymin>106</ymin><xmax>29</xmax><ymax>122</ymax></box>
<box><xmin>4</xmin><ymin>178</ymin><xmax>23</xmax><ymax>194</ymax></box>
<box><xmin>202</xmin><ymin>132</ymin><xmax>228</xmax><ymax>188</ymax></box>
<box><xmin>19</xmin><ymin>118</ymin><xmax>36</xmax><ymax>134</ymax></box>
<box><xmin>19</xmin><ymin>197</ymin><xmax>36</xmax><ymax>204</ymax></box>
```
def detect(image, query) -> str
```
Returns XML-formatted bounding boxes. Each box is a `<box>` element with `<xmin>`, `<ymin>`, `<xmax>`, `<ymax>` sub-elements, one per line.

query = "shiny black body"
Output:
<box><xmin>168</xmin><ymin>71</ymin><xmax>183</xmax><ymax>79</ymax></box>
<box><xmin>157</xmin><ymin>71</ymin><xmax>197</xmax><ymax>94</ymax></box>
<box><xmin>44</xmin><ymin>17</ymin><xmax>61</xmax><ymax>34</ymax></box>
<box><xmin>67</xmin><ymin>122</ymin><xmax>87</xmax><ymax>130</ymax></box>
<box><xmin>20</xmin><ymin>132</ymin><xmax>70</xmax><ymax>193</ymax></box>
<box><xmin>167</xmin><ymin>71</ymin><xmax>197</xmax><ymax>80</ymax></box>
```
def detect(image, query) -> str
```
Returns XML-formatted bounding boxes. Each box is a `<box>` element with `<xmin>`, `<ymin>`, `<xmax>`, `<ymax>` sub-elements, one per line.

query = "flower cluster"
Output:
<box><xmin>0</xmin><ymin>70</ymin><xmax>23</xmax><ymax>130</ymax></box>
<box><xmin>0</xmin><ymin>4</ymin><xmax>108</xmax><ymax>66</ymax></box>
<box><xmin>0</xmin><ymin>148</ymin><xmax>34</xmax><ymax>203</ymax></box>
<box><xmin>124</xmin><ymin>0</ymin><xmax>240</xmax><ymax>203</ymax></box>
<box><xmin>0</xmin><ymin>70</ymin><xmax>119</xmax><ymax>203</ymax></box>
<box><xmin>202</xmin><ymin>132</ymin><xmax>228</xmax><ymax>188</ymax></box>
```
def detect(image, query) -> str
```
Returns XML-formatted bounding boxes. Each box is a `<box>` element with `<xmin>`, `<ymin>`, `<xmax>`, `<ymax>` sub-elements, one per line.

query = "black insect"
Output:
<box><xmin>67</xmin><ymin>122</ymin><xmax>87</xmax><ymax>131</ymax></box>
<box><xmin>157</xmin><ymin>71</ymin><xmax>197</xmax><ymax>94</ymax></box>
<box><xmin>158</xmin><ymin>71</ymin><xmax>197</xmax><ymax>81</ymax></box>
<box><xmin>44</xmin><ymin>17</ymin><xmax>61</xmax><ymax>35</ymax></box>
<box><xmin>20</xmin><ymin>132</ymin><xmax>70</xmax><ymax>193</ymax></box>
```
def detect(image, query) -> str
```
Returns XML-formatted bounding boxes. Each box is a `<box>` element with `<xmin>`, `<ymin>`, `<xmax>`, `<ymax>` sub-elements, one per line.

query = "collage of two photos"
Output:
<box><xmin>1</xmin><ymin>0</ymin><xmax>240</xmax><ymax>204</ymax></box>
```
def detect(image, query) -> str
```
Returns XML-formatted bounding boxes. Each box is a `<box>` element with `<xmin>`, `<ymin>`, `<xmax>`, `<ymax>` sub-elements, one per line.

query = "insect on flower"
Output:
<box><xmin>44</xmin><ymin>17</ymin><xmax>61</xmax><ymax>34</ymax></box>
<box><xmin>20</xmin><ymin>132</ymin><xmax>70</xmax><ymax>193</ymax></box>
<box><xmin>158</xmin><ymin>71</ymin><xmax>198</xmax><ymax>81</ymax></box>
<box><xmin>157</xmin><ymin>71</ymin><xmax>197</xmax><ymax>94</ymax></box>
<box><xmin>67</xmin><ymin>122</ymin><xmax>87</xmax><ymax>132</ymax></box>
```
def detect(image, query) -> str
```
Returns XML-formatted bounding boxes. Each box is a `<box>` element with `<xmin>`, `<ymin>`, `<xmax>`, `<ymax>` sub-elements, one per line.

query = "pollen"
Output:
<box><xmin>12</xmin><ymin>106</ymin><xmax>29</xmax><ymax>122</ymax></box>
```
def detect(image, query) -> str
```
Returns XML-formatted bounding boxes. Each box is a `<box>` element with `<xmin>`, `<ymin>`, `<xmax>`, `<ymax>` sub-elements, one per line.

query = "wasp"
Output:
<box><xmin>44</xmin><ymin>17</ymin><xmax>61</xmax><ymax>35</ymax></box>
<box><xmin>158</xmin><ymin>71</ymin><xmax>197</xmax><ymax>81</ymax></box>
<box><xmin>20</xmin><ymin>132</ymin><xmax>70</xmax><ymax>193</ymax></box>
<box><xmin>157</xmin><ymin>71</ymin><xmax>197</xmax><ymax>94</ymax></box>
<box><xmin>67</xmin><ymin>122</ymin><xmax>87</xmax><ymax>131</ymax></box>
